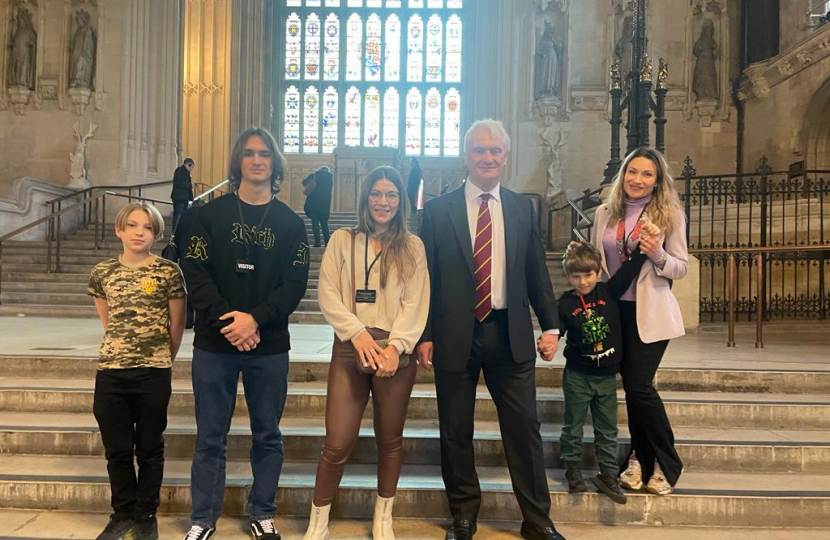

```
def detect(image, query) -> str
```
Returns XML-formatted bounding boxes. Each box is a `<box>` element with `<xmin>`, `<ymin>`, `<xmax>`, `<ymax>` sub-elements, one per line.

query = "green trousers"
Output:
<box><xmin>559</xmin><ymin>366</ymin><xmax>619</xmax><ymax>474</ymax></box>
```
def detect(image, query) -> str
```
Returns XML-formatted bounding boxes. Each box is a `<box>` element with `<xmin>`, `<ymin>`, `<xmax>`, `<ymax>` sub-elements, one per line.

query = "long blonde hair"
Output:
<box><xmin>357</xmin><ymin>166</ymin><xmax>418</xmax><ymax>288</ymax></box>
<box><xmin>606</xmin><ymin>147</ymin><xmax>684</xmax><ymax>235</ymax></box>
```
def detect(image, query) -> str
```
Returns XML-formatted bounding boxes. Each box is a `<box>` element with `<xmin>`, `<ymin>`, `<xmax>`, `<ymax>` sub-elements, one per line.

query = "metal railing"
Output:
<box><xmin>680</xmin><ymin>156</ymin><xmax>830</xmax><ymax>320</ymax></box>
<box><xmin>547</xmin><ymin>186</ymin><xmax>602</xmax><ymax>248</ymax></box>
<box><xmin>0</xmin><ymin>179</ymin><xmax>230</xmax><ymax>304</ymax></box>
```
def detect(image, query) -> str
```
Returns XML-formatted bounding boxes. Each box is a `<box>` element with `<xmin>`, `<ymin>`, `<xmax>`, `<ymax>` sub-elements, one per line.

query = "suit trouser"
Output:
<box><xmin>617</xmin><ymin>301</ymin><xmax>683</xmax><ymax>486</ymax></box>
<box><xmin>434</xmin><ymin>310</ymin><xmax>553</xmax><ymax>529</ymax></box>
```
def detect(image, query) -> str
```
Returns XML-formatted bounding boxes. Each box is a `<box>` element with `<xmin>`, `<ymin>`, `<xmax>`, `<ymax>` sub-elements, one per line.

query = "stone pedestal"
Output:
<box><xmin>68</xmin><ymin>88</ymin><xmax>92</xmax><ymax>116</ymax></box>
<box><xmin>8</xmin><ymin>86</ymin><xmax>32</xmax><ymax>116</ymax></box>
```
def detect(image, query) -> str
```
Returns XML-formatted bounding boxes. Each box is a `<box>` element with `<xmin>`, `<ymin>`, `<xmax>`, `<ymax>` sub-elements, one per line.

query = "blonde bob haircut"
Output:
<box><xmin>606</xmin><ymin>147</ymin><xmax>684</xmax><ymax>235</ymax></box>
<box><xmin>114</xmin><ymin>202</ymin><xmax>165</xmax><ymax>240</ymax></box>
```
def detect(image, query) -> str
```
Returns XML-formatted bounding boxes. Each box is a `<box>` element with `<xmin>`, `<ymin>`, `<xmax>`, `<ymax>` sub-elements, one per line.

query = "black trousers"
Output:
<box><xmin>618</xmin><ymin>301</ymin><xmax>683</xmax><ymax>486</ymax></box>
<box><xmin>93</xmin><ymin>367</ymin><xmax>172</xmax><ymax>517</ymax></box>
<box><xmin>434</xmin><ymin>310</ymin><xmax>553</xmax><ymax>529</ymax></box>
<box><xmin>311</xmin><ymin>216</ymin><xmax>330</xmax><ymax>246</ymax></box>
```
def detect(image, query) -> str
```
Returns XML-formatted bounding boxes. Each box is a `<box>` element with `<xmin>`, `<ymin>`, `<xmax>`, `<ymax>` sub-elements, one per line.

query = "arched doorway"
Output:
<box><xmin>802</xmin><ymin>76</ymin><xmax>830</xmax><ymax>168</ymax></box>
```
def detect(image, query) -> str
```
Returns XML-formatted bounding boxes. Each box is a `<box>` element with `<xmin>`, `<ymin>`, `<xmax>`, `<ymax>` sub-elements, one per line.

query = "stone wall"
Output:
<box><xmin>739</xmin><ymin>23</ymin><xmax>830</xmax><ymax>171</ymax></box>
<box><xmin>0</xmin><ymin>0</ymin><xmax>183</xmax><ymax>229</ymax></box>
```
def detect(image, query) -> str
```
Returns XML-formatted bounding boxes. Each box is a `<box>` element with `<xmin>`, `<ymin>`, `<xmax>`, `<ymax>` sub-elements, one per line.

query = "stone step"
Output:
<box><xmin>4</xmin><ymin>355</ymin><xmax>830</xmax><ymax>395</ymax></box>
<box><xmin>2</xmin><ymin>412</ymin><xmax>827</xmax><ymax>473</ymax></box>
<box><xmin>0</xmin><ymin>246</ymin><xmax>327</xmax><ymax>263</ymax></box>
<box><xmin>1</xmin><ymin>272</ymin><xmax>90</xmax><ymax>283</ymax></box>
<box><xmin>1</xmin><ymin>456</ymin><xmax>828</xmax><ymax>526</ymax></box>
<box><xmin>0</xmin><ymin>262</ymin><xmax>323</xmax><ymax>278</ymax></box>
<box><xmin>3</xmin><ymin>380</ymin><xmax>829</xmax><ymax>429</ymax></box>
<box><xmin>0</xmin><ymin>305</ymin><xmax>327</xmax><ymax>323</ymax></box>
<box><xmin>1</xmin><ymin>511</ymin><xmax>827</xmax><ymax>540</ymax></box>
<box><xmin>0</xmin><ymin>292</ymin><xmax>322</xmax><ymax>311</ymax></box>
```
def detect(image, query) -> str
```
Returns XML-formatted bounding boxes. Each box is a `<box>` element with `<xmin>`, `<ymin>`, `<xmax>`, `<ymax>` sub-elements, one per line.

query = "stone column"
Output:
<box><xmin>230</xmin><ymin>0</ymin><xmax>276</xmax><ymax>138</ymax></box>
<box><xmin>120</xmin><ymin>0</ymin><xmax>184</xmax><ymax>185</ymax></box>
<box><xmin>182</xmin><ymin>0</ymin><xmax>233</xmax><ymax>189</ymax></box>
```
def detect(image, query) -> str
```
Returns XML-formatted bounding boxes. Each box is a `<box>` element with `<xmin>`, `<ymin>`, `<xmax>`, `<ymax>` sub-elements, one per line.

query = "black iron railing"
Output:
<box><xmin>680</xmin><ymin>156</ymin><xmax>830</xmax><ymax>320</ymax></box>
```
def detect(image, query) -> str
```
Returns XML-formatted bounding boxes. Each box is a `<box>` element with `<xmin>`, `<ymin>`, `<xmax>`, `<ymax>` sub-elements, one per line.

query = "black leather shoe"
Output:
<box><xmin>445</xmin><ymin>520</ymin><xmax>477</xmax><ymax>540</ymax></box>
<box><xmin>520</xmin><ymin>521</ymin><xmax>567</xmax><ymax>540</ymax></box>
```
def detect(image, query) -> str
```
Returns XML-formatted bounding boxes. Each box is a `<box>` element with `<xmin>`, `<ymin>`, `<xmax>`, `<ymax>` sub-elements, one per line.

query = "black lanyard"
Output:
<box><xmin>235</xmin><ymin>193</ymin><xmax>273</xmax><ymax>261</ymax></box>
<box><xmin>364</xmin><ymin>234</ymin><xmax>382</xmax><ymax>290</ymax></box>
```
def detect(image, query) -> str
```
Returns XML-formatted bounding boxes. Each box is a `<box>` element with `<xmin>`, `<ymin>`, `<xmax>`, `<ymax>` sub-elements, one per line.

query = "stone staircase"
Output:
<box><xmin>0</xmin><ymin>351</ymin><xmax>829</xmax><ymax>532</ymax></box>
<box><xmin>0</xmin><ymin>213</ymin><xmax>364</xmax><ymax>322</ymax></box>
<box><xmin>1</xmin><ymin>211</ymin><xmax>571</xmax><ymax>319</ymax></box>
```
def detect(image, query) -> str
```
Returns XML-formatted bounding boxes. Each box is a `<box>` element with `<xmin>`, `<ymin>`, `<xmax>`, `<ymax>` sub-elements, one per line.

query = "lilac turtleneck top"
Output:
<box><xmin>602</xmin><ymin>193</ymin><xmax>666</xmax><ymax>301</ymax></box>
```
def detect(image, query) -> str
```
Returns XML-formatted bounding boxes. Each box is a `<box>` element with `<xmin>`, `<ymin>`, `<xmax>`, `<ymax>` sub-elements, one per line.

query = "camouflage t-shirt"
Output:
<box><xmin>87</xmin><ymin>256</ymin><xmax>186</xmax><ymax>370</ymax></box>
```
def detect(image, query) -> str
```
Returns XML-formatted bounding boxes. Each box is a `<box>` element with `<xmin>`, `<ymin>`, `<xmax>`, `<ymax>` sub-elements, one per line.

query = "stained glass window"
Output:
<box><xmin>304</xmin><ymin>14</ymin><xmax>321</xmax><ymax>80</ymax></box>
<box><xmin>426</xmin><ymin>15</ymin><xmax>442</xmax><ymax>82</ymax></box>
<box><xmin>365</xmin><ymin>14</ymin><xmax>382</xmax><ymax>81</ymax></box>
<box><xmin>407</xmin><ymin>15</ymin><xmax>424</xmax><ymax>82</ymax></box>
<box><xmin>283</xmin><ymin>0</ymin><xmax>464</xmax><ymax>156</ymax></box>
<box><xmin>284</xmin><ymin>86</ymin><xmax>301</xmax><ymax>153</ymax></box>
<box><xmin>285</xmin><ymin>13</ymin><xmax>302</xmax><ymax>80</ymax></box>
<box><xmin>405</xmin><ymin>88</ymin><xmax>422</xmax><ymax>156</ymax></box>
<box><xmin>303</xmin><ymin>86</ymin><xmax>321</xmax><ymax>152</ymax></box>
<box><xmin>424</xmin><ymin>87</ymin><xmax>441</xmax><ymax>156</ymax></box>
<box><xmin>364</xmin><ymin>87</ymin><xmax>381</xmax><ymax>147</ymax></box>
<box><xmin>385</xmin><ymin>15</ymin><xmax>402</xmax><ymax>81</ymax></box>
<box><xmin>322</xmin><ymin>86</ymin><xmax>339</xmax><ymax>153</ymax></box>
<box><xmin>444</xmin><ymin>88</ymin><xmax>460</xmax><ymax>156</ymax></box>
<box><xmin>344</xmin><ymin>86</ymin><xmax>362</xmax><ymax>146</ymax></box>
<box><xmin>323</xmin><ymin>14</ymin><xmax>340</xmax><ymax>80</ymax></box>
<box><xmin>383</xmin><ymin>88</ymin><xmax>400</xmax><ymax>148</ymax></box>
<box><xmin>445</xmin><ymin>14</ymin><xmax>461</xmax><ymax>83</ymax></box>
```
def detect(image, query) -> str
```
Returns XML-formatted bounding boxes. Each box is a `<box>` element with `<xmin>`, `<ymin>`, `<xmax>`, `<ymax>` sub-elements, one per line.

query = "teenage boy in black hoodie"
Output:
<box><xmin>555</xmin><ymin>233</ymin><xmax>655</xmax><ymax>505</ymax></box>
<box><xmin>180</xmin><ymin>128</ymin><xmax>309</xmax><ymax>540</ymax></box>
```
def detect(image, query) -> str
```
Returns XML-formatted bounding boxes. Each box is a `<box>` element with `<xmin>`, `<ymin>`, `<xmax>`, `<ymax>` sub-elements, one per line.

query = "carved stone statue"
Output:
<box><xmin>69</xmin><ymin>10</ymin><xmax>96</xmax><ymax>90</ymax></box>
<box><xmin>68</xmin><ymin>122</ymin><xmax>98</xmax><ymax>189</ymax></box>
<box><xmin>8</xmin><ymin>9</ymin><xmax>37</xmax><ymax>90</ymax></box>
<box><xmin>534</xmin><ymin>22</ymin><xmax>563</xmax><ymax>100</ymax></box>
<box><xmin>540</xmin><ymin>127</ymin><xmax>569</xmax><ymax>202</ymax></box>
<box><xmin>614</xmin><ymin>15</ymin><xmax>633</xmax><ymax>87</ymax></box>
<box><xmin>693</xmin><ymin>20</ymin><xmax>719</xmax><ymax>101</ymax></box>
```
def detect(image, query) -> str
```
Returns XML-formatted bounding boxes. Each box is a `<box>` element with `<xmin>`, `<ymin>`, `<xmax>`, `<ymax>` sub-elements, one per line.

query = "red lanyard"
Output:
<box><xmin>616</xmin><ymin>208</ymin><xmax>647</xmax><ymax>262</ymax></box>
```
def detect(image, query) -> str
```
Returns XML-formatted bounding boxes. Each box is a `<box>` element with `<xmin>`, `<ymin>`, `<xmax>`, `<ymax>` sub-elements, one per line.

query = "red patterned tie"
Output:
<box><xmin>474</xmin><ymin>194</ymin><xmax>493</xmax><ymax>322</ymax></box>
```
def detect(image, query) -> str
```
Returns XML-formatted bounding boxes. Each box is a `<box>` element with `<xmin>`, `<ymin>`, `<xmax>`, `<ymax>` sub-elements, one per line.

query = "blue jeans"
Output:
<box><xmin>190</xmin><ymin>348</ymin><xmax>289</xmax><ymax>527</ymax></box>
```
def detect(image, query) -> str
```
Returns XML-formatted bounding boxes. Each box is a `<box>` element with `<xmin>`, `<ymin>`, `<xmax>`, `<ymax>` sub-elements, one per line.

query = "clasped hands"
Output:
<box><xmin>219</xmin><ymin>311</ymin><xmax>260</xmax><ymax>352</ymax></box>
<box><xmin>417</xmin><ymin>332</ymin><xmax>559</xmax><ymax>368</ymax></box>
<box><xmin>352</xmin><ymin>330</ymin><xmax>400</xmax><ymax>378</ymax></box>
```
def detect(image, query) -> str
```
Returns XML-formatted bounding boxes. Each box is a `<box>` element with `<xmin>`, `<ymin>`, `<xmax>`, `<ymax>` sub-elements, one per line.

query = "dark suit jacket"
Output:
<box><xmin>419</xmin><ymin>185</ymin><xmax>559</xmax><ymax>371</ymax></box>
<box><xmin>303</xmin><ymin>169</ymin><xmax>333</xmax><ymax>220</ymax></box>
<box><xmin>170</xmin><ymin>165</ymin><xmax>193</xmax><ymax>202</ymax></box>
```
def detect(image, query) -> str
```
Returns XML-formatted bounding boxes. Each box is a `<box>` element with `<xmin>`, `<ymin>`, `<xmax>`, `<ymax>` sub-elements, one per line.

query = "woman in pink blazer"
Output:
<box><xmin>590</xmin><ymin>147</ymin><xmax>688</xmax><ymax>495</ymax></box>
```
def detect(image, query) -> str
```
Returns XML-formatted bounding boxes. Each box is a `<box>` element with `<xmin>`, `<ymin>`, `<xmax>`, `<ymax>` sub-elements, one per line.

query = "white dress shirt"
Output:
<box><xmin>464</xmin><ymin>180</ymin><xmax>507</xmax><ymax>310</ymax></box>
<box><xmin>464</xmin><ymin>180</ymin><xmax>558</xmax><ymax>334</ymax></box>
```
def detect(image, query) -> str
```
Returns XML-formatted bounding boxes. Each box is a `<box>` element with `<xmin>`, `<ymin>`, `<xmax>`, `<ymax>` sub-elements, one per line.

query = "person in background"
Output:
<box><xmin>303</xmin><ymin>165</ymin><xmax>334</xmax><ymax>247</ymax></box>
<box><xmin>406</xmin><ymin>157</ymin><xmax>422</xmax><ymax>212</ymax></box>
<box><xmin>171</xmin><ymin>158</ymin><xmax>195</xmax><ymax>227</ymax></box>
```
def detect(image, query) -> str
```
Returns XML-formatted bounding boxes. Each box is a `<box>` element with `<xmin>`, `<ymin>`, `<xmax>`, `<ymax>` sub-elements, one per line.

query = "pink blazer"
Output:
<box><xmin>591</xmin><ymin>203</ymin><xmax>688</xmax><ymax>343</ymax></box>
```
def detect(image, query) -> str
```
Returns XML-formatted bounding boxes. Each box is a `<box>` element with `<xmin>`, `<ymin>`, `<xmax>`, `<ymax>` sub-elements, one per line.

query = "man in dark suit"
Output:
<box><xmin>171</xmin><ymin>157</ymin><xmax>195</xmax><ymax>227</ymax></box>
<box><xmin>417</xmin><ymin>120</ymin><xmax>566</xmax><ymax>540</ymax></box>
<box><xmin>303</xmin><ymin>165</ymin><xmax>333</xmax><ymax>247</ymax></box>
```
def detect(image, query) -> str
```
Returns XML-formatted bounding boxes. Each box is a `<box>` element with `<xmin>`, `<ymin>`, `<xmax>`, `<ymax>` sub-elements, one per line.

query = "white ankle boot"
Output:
<box><xmin>372</xmin><ymin>495</ymin><xmax>395</xmax><ymax>540</ymax></box>
<box><xmin>302</xmin><ymin>502</ymin><xmax>331</xmax><ymax>540</ymax></box>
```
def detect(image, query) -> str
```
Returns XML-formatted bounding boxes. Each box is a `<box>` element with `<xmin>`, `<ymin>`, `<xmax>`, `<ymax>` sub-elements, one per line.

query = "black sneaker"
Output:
<box><xmin>250</xmin><ymin>518</ymin><xmax>281</xmax><ymax>540</ymax></box>
<box><xmin>95</xmin><ymin>514</ymin><xmax>134</xmax><ymax>540</ymax></box>
<box><xmin>130</xmin><ymin>514</ymin><xmax>159</xmax><ymax>540</ymax></box>
<box><xmin>591</xmin><ymin>472</ymin><xmax>628</xmax><ymax>504</ymax></box>
<box><xmin>564</xmin><ymin>463</ymin><xmax>588</xmax><ymax>493</ymax></box>
<box><xmin>182</xmin><ymin>525</ymin><xmax>216</xmax><ymax>540</ymax></box>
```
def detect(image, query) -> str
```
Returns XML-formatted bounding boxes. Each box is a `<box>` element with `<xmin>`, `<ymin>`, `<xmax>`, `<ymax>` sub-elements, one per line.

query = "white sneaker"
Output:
<box><xmin>183</xmin><ymin>525</ymin><xmax>215</xmax><ymax>540</ymax></box>
<box><xmin>619</xmin><ymin>457</ymin><xmax>643</xmax><ymax>490</ymax></box>
<box><xmin>645</xmin><ymin>462</ymin><xmax>674</xmax><ymax>495</ymax></box>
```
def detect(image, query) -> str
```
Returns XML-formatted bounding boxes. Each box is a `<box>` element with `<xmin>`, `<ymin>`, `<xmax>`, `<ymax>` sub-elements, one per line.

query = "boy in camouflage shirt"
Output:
<box><xmin>87</xmin><ymin>202</ymin><xmax>186</xmax><ymax>540</ymax></box>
